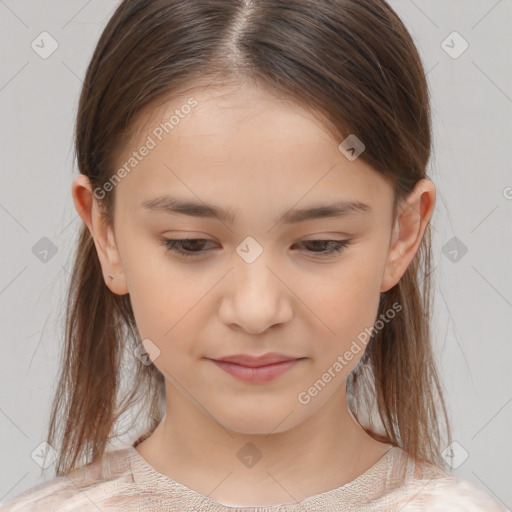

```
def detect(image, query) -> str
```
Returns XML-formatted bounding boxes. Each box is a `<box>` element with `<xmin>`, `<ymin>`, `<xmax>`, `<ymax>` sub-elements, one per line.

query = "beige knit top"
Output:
<box><xmin>1</xmin><ymin>443</ymin><xmax>506</xmax><ymax>511</ymax></box>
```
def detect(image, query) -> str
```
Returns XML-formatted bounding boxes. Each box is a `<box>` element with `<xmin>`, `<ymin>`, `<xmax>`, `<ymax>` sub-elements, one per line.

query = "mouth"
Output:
<box><xmin>208</xmin><ymin>352</ymin><xmax>305</xmax><ymax>367</ymax></box>
<box><xmin>207</xmin><ymin>357</ymin><xmax>305</xmax><ymax>383</ymax></box>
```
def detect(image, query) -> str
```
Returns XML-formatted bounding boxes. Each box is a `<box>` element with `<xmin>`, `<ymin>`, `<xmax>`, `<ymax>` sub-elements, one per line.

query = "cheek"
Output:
<box><xmin>307</xmin><ymin>266</ymin><xmax>381</xmax><ymax>360</ymax></box>
<box><xmin>121</xmin><ymin>235</ymin><xmax>196</xmax><ymax>331</ymax></box>
<box><xmin>130</xmin><ymin>277</ymin><xmax>201</xmax><ymax>343</ymax></box>
<box><xmin>313</xmin><ymin>263</ymin><xmax>378</xmax><ymax>314</ymax></box>
<box><xmin>126</xmin><ymin>263</ymin><xmax>212</xmax><ymax>373</ymax></box>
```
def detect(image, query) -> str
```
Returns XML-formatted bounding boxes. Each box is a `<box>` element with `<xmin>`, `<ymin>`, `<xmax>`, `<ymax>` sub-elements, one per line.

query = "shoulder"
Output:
<box><xmin>0</xmin><ymin>446</ymin><xmax>137</xmax><ymax>512</ymax></box>
<box><xmin>401</xmin><ymin>475</ymin><xmax>507</xmax><ymax>512</ymax></box>
<box><xmin>391</xmin><ymin>454</ymin><xmax>507</xmax><ymax>512</ymax></box>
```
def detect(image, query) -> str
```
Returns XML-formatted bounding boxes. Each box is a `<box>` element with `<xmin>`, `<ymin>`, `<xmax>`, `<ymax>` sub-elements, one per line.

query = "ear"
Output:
<box><xmin>71</xmin><ymin>174</ymin><xmax>129</xmax><ymax>295</ymax></box>
<box><xmin>380</xmin><ymin>178</ymin><xmax>436</xmax><ymax>293</ymax></box>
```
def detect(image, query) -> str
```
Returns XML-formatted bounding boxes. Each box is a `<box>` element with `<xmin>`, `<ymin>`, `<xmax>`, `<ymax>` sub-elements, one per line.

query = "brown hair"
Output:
<box><xmin>46</xmin><ymin>0</ymin><xmax>452</xmax><ymax>475</ymax></box>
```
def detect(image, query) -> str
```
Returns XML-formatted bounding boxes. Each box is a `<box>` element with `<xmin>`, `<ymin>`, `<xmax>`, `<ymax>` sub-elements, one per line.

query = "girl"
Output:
<box><xmin>2</xmin><ymin>0</ymin><xmax>506</xmax><ymax>510</ymax></box>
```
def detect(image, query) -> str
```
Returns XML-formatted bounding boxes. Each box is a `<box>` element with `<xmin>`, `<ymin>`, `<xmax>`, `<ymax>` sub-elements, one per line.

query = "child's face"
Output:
<box><xmin>108</xmin><ymin>83</ymin><xmax>399</xmax><ymax>433</ymax></box>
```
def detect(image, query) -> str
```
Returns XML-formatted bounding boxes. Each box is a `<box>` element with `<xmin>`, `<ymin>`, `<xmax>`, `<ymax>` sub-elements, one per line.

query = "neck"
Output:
<box><xmin>135</xmin><ymin>383</ymin><xmax>391</xmax><ymax>507</ymax></box>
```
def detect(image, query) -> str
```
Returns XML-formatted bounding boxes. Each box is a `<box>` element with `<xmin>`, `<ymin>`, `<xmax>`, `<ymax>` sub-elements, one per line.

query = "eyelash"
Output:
<box><xmin>161</xmin><ymin>237</ymin><xmax>353</xmax><ymax>259</ymax></box>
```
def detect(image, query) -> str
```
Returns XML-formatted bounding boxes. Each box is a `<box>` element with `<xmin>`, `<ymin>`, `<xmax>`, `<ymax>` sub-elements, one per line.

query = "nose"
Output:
<box><xmin>218</xmin><ymin>258</ymin><xmax>293</xmax><ymax>335</ymax></box>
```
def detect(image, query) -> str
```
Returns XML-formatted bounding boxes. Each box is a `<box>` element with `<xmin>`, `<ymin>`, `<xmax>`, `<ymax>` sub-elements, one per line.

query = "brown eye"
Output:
<box><xmin>294</xmin><ymin>239</ymin><xmax>353</xmax><ymax>256</ymax></box>
<box><xmin>163</xmin><ymin>238</ymin><xmax>216</xmax><ymax>258</ymax></box>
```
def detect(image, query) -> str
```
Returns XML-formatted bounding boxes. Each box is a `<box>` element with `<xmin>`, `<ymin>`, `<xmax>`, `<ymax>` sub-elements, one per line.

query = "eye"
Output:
<box><xmin>161</xmin><ymin>237</ymin><xmax>353</xmax><ymax>259</ymax></box>
<box><xmin>162</xmin><ymin>237</ymin><xmax>217</xmax><ymax>258</ymax></box>
<box><xmin>292</xmin><ymin>239</ymin><xmax>353</xmax><ymax>257</ymax></box>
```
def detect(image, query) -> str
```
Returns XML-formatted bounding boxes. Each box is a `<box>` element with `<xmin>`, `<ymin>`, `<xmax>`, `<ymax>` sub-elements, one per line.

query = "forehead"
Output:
<box><xmin>112</xmin><ymin>83</ymin><xmax>394</xmax><ymax>222</ymax></box>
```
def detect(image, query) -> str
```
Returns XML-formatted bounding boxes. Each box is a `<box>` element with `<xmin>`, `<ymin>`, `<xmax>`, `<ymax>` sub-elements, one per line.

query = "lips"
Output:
<box><xmin>209</xmin><ymin>357</ymin><xmax>303</xmax><ymax>383</ymax></box>
<box><xmin>210</xmin><ymin>353</ymin><xmax>303</xmax><ymax>368</ymax></box>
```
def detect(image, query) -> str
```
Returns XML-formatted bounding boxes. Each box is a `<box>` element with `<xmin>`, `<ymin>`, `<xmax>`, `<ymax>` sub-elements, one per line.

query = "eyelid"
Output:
<box><xmin>299</xmin><ymin>232</ymin><xmax>354</xmax><ymax>240</ymax></box>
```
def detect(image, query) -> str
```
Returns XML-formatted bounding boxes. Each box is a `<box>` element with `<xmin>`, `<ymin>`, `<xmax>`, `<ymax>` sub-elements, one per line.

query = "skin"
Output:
<box><xmin>72</xmin><ymin>82</ymin><xmax>435</xmax><ymax>507</ymax></box>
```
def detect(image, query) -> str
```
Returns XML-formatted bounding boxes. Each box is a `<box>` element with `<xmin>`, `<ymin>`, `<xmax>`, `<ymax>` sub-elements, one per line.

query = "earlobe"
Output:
<box><xmin>71</xmin><ymin>174</ymin><xmax>129</xmax><ymax>295</ymax></box>
<box><xmin>101</xmin><ymin>222</ymin><xmax>130</xmax><ymax>295</ymax></box>
<box><xmin>380</xmin><ymin>179</ymin><xmax>436</xmax><ymax>293</ymax></box>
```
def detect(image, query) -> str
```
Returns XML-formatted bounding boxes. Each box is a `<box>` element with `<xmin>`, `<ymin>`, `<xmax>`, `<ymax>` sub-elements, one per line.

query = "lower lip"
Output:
<box><xmin>210</xmin><ymin>359</ymin><xmax>302</xmax><ymax>383</ymax></box>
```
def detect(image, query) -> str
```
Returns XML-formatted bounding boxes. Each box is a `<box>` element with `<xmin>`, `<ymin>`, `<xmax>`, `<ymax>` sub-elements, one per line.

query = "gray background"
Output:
<box><xmin>0</xmin><ymin>0</ymin><xmax>511</xmax><ymax>508</ymax></box>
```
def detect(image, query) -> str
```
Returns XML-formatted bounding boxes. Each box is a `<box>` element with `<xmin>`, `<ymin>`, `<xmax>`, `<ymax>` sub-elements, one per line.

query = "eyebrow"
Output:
<box><xmin>141</xmin><ymin>195</ymin><xmax>372</xmax><ymax>225</ymax></box>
